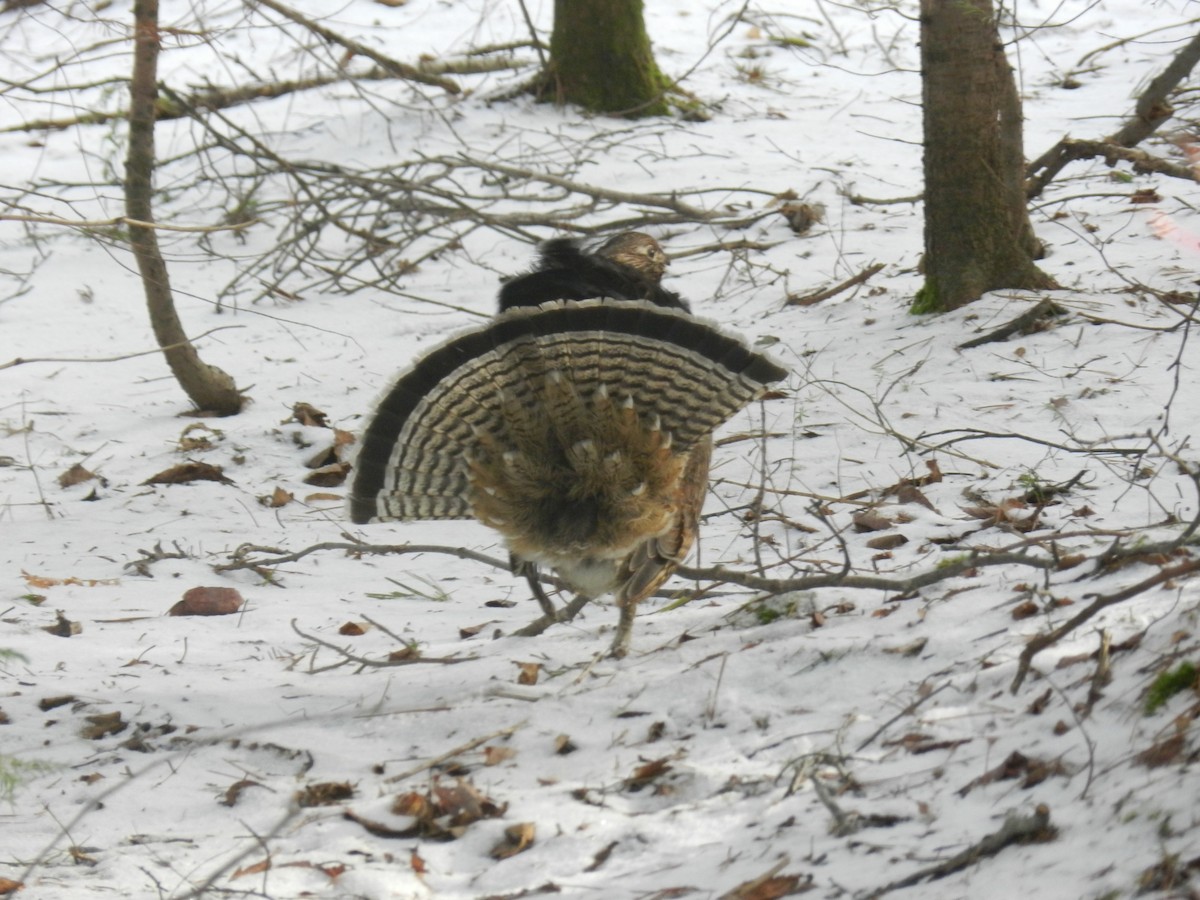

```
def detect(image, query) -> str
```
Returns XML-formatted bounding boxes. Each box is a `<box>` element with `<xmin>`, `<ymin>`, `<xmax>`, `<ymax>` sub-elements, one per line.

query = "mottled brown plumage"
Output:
<box><xmin>350</xmin><ymin>235</ymin><xmax>787</xmax><ymax>656</ymax></box>
<box><xmin>595</xmin><ymin>231</ymin><xmax>669</xmax><ymax>282</ymax></box>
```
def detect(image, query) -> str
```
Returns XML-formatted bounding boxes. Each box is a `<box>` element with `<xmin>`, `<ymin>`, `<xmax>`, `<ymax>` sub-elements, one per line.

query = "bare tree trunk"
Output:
<box><xmin>543</xmin><ymin>0</ymin><xmax>668</xmax><ymax>118</ymax></box>
<box><xmin>913</xmin><ymin>0</ymin><xmax>1055</xmax><ymax>314</ymax></box>
<box><xmin>126</xmin><ymin>0</ymin><xmax>243</xmax><ymax>414</ymax></box>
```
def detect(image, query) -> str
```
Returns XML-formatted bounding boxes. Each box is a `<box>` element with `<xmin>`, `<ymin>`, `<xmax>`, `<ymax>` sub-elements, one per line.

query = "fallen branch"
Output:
<box><xmin>214</xmin><ymin>540</ymin><xmax>513</xmax><ymax>575</ymax></box>
<box><xmin>1027</xmin><ymin>29</ymin><xmax>1200</xmax><ymax>198</ymax></box>
<box><xmin>785</xmin><ymin>262</ymin><xmax>885</xmax><ymax>307</ymax></box>
<box><xmin>677</xmin><ymin>550</ymin><xmax>1062</xmax><ymax>596</ymax></box>
<box><xmin>1010</xmin><ymin>556</ymin><xmax>1200</xmax><ymax>692</ymax></box>
<box><xmin>216</xmin><ymin>534</ymin><xmax>1200</xmax><ymax>621</ymax></box>
<box><xmin>1110</xmin><ymin>30</ymin><xmax>1200</xmax><ymax>147</ymax></box>
<box><xmin>956</xmin><ymin>297</ymin><xmax>1068</xmax><ymax>349</ymax></box>
<box><xmin>868</xmin><ymin>805</ymin><xmax>1056</xmax><ymax>896</ymax></box>
<box><xmin>1027</xmin><ymin>140</ymin><xmax>1198</xmax><ymax>199</ymax></box>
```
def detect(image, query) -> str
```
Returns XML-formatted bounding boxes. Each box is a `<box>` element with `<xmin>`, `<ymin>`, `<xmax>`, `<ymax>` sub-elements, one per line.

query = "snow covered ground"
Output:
<box><xmin>2</xmin><ymin>1</ymin><xmax>1199</xmax><ymax>897</ymax></box>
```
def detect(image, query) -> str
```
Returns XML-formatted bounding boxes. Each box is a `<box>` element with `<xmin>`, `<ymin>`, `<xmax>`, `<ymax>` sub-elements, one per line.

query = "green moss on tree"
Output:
<box><xmin>543</xmin><ymin>0</ymin><xmax>669</xmax><ymax>118</ymax></box>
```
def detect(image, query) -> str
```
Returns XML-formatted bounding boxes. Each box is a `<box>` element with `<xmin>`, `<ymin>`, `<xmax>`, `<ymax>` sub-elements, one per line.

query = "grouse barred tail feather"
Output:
<box><xmin>350</xmin><ymin>234</ymin><xmax>787</xmax><ymax>655</ymax></box>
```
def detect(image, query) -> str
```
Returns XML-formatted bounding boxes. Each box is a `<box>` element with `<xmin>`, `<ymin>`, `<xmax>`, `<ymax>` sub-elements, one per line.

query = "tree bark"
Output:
<box><xmin>126</xmin><ymin>0</ymin><xmax>243</xmax><ymax>414</ymax></box>
<box><xmin>914</xmin><ymin>0</ymin><xmax>1055</xmax><ymax>314</ymax></box>
<box><xmin>544</xmin><ymin>0</ymin><xmax>669</xmax><ymax>118</ymax></box>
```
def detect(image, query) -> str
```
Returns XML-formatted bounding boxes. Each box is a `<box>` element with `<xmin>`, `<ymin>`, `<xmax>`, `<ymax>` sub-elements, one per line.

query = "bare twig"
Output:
<box><xmin>1010</xmin><ymin>557</ymin><xmax>1200</xmax><ymax>692</ymax></box>
<box><xmin>289</xmin><ymin>619</ymin><xmax>471</xmax><ymax>671</ymax></box>
<box><xmin>855</xmin><ymin>682</ymin><xmax>953</xmax><ymax>752</ymax></box>
<box><xmin>214</xmin><ymin>540</ymin><xmax>513</xmax><ymax>575</ymax></box>
<box><xmin>448</xmin><ymin>155</ymin><xmax>719</xmax><ymax>220</ymax></box>
<box><xmin>245</xmin><ymin>0</ymin><xmax>461</xmax><ymax>95</ymax></box>
<box><xmin>785</xmin><ymin>262</ymin><xmax>885</xmax><ymax>307</ymax></box>
<box><xmin>383</xmin><ymin>722</ymin><xmax>528</xmax><ymax>784</ymax></box>
<box><xmin>0</xmin><ymin>213</ymin><xmax>258</xmax><ymax>232</ymax></box>
<box><xmin>0</xmin><ymin>326</ymin><xmax>244</xmax><ymax>372</ymax></box>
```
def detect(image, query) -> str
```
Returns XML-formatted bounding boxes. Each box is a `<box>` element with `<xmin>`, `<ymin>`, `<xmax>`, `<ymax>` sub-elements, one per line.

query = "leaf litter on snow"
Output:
<box><xmin>1</xmin><ymin>0</ymin><xmax>1199</xmax><ymax>898</ymax></box>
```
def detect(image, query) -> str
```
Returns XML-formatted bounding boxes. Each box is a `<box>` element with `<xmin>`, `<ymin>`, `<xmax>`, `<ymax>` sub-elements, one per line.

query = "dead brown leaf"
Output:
<box><xmin>231</xmin><ymin>858</ymin><xmax>272</xmax><ymax>879</ymax></box>
<box><xmin>177</xmin><ymin>422</ymin><xmax>223</xmax><ymax>452</ymax></box>
<box><xmin>221</xmin><ymin>778</ymin><xmax>264</xmax><ymax>807</ymax></box>
<box><xmin>624</xmin><ymin>757</ymin><xmax>673</xmax><ymax>791</ymax></box>
<box><xmin>882</xmin><ymin>638</ymin><xmax>927</xmax><ymax>658</ymax></box>
<box><xmin>778</xmin><ymin>201</ymin><xmax>823</xmax><ymax>235</ymax></box>
<box><xmin>515</xmin><ymin>661</ymin><xmax>541</xmax><ymax>685</ymax></box>
<box><xmin>22</xmin><ymin>570</ymin><xmax>119</xmax><ymax>589</ymax></box>
<box><xmin>957</xmin><ymin>750</ymin><xmax>1067</xmax><ymax>795</ymax></box>
<box><xmin>58</xmin><ymin>462</ymin><xmax>96</xmax><ymax>488</ymax></box>
<box><xmin>0</xmin><ymin>878</ymin><xmax>24</xmax><ymax>895</ymax></box>
<box><xmin>261</xmin><ymin>485</ymin><xmax>294</xmax><ymax>508</ymax></box>
<box><xmin>852</xmin><ymin>509</ymin><xmax>893</xmax><ymax>532</ymax></box>
<box><xmin>722</xmin><ymin>864</ymin><xmax>813</xmax><ymax>899</ymax></box>
<box><xmin>392</xmin><ymin>791</ymin><xmax>433</xmax><ymax>819</ymax></box>
<box><xmin>142</xmin><ymin>461</ymin><xmax>234</xmax><ymax>486</ymax></box>
<box><xmin>1011</xmin><ymin>599</ymin><xmax>1039</xmax><ymax>620</ymax></box>
<box><xmin>169</xmin><ymin>586</ymin><xmax>244</xmax><ymax>617</ymax></box>
<box><xmin>1135</xmin><ymin>733</ymin><xmax>1186</xmax><ymax>768</ymax></box>
<box><xmin>303</xmin><ymin>461</ymin><xmax>350</xmax><ymax>487</ymax></box>
<box><xmin>490</xmin><ymin>822</ymin><xmax>535</xmax><ymax>860</ymax></box>
<box><xmin>1026</xmin><ymin>688</ymin><xmax>1052</xmax><ymax>715</ymax></box>
<box><xmin>483</xmin><ymin>745</ymin><xmax>517</xmax><ymax>766</ymax></box>
<box><xmin>376</xmin><ymin>777</ymin><xmax>507</xmax><ymax>842</ymax></box>
<box><xmin>287</xmin><ymin>402</ymin><xmax>329</xmax><ymax>427</ymax></box>
<box><xmin>895</xmin><ymin>484</ymin><xmax>936</xmax><ymax>511</ymax></box>
<box><xmin>42</xmin><ymin>610</ymin><xmax>81</xmax><ymax>637</ymax></box>
<box><xmin>81</xmin><ymin>711</ymin><xmax>126</xmax><ymax>740</ymax></box>
<box><xmin>585</xmin><ymin>840</ymin><xmax>619</xmax><ymax>872</ymax></box>
<box><xmin>345</xmin><ymin>808</ymin><xmax>422</xmax><ymax>839</ymax></box>
<box><xmin>866</xmin><ymin>533</ymin><xmax>907</xmax><ymax>550</ymax></box>
<box><xmin>339</xmin><ymin>621</ymin><xmax>367</xmax><ymax>636</ymax></box>
<box><xmin>297</xmin><ymin>781</ymin><xmax>354</xmax><ymax>807</ymax></box>
<box><xmin>554</xmin><ymin>734</ymin><xmax>577</xmax><ymax>755</ymax></box>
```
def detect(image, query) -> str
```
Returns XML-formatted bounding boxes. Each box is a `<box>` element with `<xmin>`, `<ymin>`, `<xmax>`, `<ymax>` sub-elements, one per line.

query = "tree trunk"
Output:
<box><xmin>126</xmin><ymin>0</ymin><xmax>243</xmax><ymax>414</ymax></box>
<box><xmin>913</xmin><ymin>0</ymin><xmax>1055</xmax><ymax>314</ymax></box>
<box><xmin>544</xmin><ymin>0</ymin><xmax>669</xmax><ymax>118</ymax></box>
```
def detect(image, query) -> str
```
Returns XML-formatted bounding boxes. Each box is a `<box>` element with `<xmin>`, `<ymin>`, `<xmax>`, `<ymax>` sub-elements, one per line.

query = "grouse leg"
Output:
<box><xmin>514</xmin><ymin>557</ymin><xmax>559</xmax><ymax>621</ymax></box>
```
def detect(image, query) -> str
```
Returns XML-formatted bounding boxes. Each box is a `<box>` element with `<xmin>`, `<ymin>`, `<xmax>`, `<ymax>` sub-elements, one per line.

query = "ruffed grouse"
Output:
<box><xmin>349</xmin><ymin>232</ymin><xmax>787</xmax><ymax>656</ymax></box>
